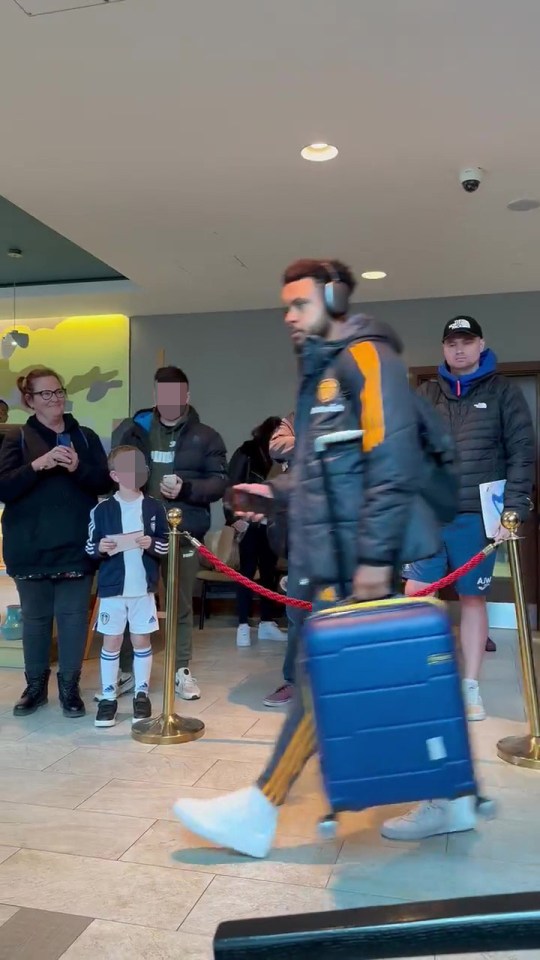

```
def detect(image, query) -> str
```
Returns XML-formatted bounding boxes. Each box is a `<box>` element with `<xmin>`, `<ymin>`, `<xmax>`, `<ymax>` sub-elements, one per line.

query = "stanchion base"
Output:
<box><xmin>131</xmin><ymin>713</ymin><xmax>205</xmax><ymax>745</ymax></box>
<box><xmin>497</xmin><ymin>734</ymin><xmax>540</xmax><ymax>770</ymax></box>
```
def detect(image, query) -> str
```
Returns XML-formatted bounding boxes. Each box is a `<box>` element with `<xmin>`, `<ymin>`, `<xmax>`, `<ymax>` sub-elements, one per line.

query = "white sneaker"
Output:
<box><xmin>236</xmin><ymin>624</ymin><xmax>251</xmax><ymax>647</ymax></box>
<box><xmin>381</xmin><ymin>796</ymin><xmax>477</xmax><ymax>842</ymax></box>
<box><xmin>175</xmin><ymin>668</ymin><xmax>200</xmax><ymax>701</ymax></box>
<box><xmin>94</xmin><ymin>672</ymin><xmax>134</xmax><ymax>703</ymax></box>
<box><xmin>258</xmin><ymin>621</ymin><xmax>286</xmax><ymax>641</ymax></box>
<box><xmin>463</xmin><ymin>679</ymin><xmax>486</xmax><ymax>721</ymax></box>
<box><xmin>173</xmin><ymin>785</ymin><xmax>278</xmax><ymax>858</ymax></box>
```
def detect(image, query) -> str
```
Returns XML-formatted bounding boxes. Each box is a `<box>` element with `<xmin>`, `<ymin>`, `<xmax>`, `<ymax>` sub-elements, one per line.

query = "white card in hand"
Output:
<box><xmin>479</xmin><ymin>480</ymin><xmax>506</xmax><ymax>539</ymax></box>
<box><xmin>108</xmin><ymin>531</ymin><xmax>144</xmax><ymax>555</ymax></box>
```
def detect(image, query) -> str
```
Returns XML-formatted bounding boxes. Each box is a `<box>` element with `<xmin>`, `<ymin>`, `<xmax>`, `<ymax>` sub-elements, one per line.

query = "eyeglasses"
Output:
<box><xmin>32</xmin><ymin>389</ymin><xmax>66</xmax><ymax>401</ymax></box>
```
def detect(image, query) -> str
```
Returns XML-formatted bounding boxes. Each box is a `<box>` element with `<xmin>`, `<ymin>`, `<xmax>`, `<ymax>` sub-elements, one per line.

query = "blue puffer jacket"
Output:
<box><xmin>269</xmin><ymin>315</ymin><xmax>441</xmax><ymax>595</ymax></box>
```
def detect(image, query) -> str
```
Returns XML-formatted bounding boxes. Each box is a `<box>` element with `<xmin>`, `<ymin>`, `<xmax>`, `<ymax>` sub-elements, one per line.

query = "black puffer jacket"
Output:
<box><xmin>120</xmin><ymin>406</ymin><xmax>227</xmax><ymax>539</ymax></box>
<box><xmin>0</xmin><ymin>414</ymin><xmax>110</xmax><ymax>577</ymax></box>
<box><xmin>269</xmin><ymin>316</ymin><xmax>441</xmax><ymax>595</ymax></box>
<box><xmin>224</xmin><ymin>439</ymin><xmax>273</xmax><ymax>525</ymax></box>
<box><xmin>419</xmin><ymin>349</ymin><xmax>534</xmax><ymax>519</ymax></box>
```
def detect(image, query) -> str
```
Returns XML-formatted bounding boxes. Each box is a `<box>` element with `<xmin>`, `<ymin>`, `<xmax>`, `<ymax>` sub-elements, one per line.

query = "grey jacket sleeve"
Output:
<box><xmin>340</xmin><ymin>345</ymin><xmax>419</xmax><ymax>567</ymax></box>
<box><xmin>501</xmin><ymin>380</ymin><xmax>535</xmax><ymax>519</ymax></box>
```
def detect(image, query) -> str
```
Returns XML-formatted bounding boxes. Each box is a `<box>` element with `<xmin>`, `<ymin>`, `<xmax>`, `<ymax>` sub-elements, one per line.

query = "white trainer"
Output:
<box><xmin>258</xmin><ymin>621</ymin><xmax>286</xmax><ymax>641</ymax></box>
<box><xmin>381</xmin><ymin>796</ymin><xmax>477</xmax><ymax>842</ymax></box>
<box><xmin>175</xmin><ymin>668</ymin><xmax>200</xmax><ymax>701</ymax></box>
<box><xmin>463</xmin><ymin>679</ymin><xmax>486</xmax><ymax>721</ymax></box>
<box><xmin>236</xmin><ymin>624</ymin><xmax>252</xmax><ymax>647</ymax></box>
<box><xmin>173</xmin><ymin>785</ymin><xmax>278</xmax><ymax>858</ymax></box>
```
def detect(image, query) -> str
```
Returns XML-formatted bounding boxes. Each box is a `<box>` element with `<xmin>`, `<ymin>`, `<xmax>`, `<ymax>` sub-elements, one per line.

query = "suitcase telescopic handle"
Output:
<box><xmin>314</xmin><ymin>429</ymin><xmax>364</xmax><ymax>600</ymax></box>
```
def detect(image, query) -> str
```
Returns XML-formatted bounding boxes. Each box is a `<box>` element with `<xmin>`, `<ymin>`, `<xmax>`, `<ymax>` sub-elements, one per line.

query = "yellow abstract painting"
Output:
<box><xmin>0</xmin><ymin>314</ymin><xmax>129</xmax><ymax>451</ymax></box>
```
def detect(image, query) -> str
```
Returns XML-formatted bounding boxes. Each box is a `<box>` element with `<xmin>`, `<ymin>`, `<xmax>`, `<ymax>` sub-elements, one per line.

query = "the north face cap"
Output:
<box><xmin>442</xmin><ymin>316</ymin><xmax>483</xmax><ymax>341</ymax></box>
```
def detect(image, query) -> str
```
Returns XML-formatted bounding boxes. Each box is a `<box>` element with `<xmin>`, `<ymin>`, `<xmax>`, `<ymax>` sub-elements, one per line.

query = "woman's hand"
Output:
<box><xmin>31</xmin><ymin>446</ymin><xmax>72</xmax><ymax>472</ymax></box>
<box><xmin>60</xmin><ymin>447</ymin><xmax>79</xmax><ymax>473</ymax></box>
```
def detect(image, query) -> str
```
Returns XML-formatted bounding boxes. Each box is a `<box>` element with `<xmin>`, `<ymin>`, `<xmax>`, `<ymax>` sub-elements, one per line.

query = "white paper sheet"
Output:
<box><xmin>479</xmin><ymin>480</ymin><xmax>506</xmax><ymax>539</ymax></box>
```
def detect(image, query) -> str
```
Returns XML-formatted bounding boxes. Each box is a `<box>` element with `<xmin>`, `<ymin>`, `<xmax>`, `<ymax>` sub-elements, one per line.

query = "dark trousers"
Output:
<box><xmin>119</xmin><ymin>548</ymin><xmax>200</xmax><ymax>673</ymax></box>
<box><xmin>237</xmin><ymin>524</ymin><xmax>279</xmax><ymax>624</ymax></box>
<box><xmin>16</xmin><ymin>576</ymin><xmax>93</xmax><ymax>676</ymax></box>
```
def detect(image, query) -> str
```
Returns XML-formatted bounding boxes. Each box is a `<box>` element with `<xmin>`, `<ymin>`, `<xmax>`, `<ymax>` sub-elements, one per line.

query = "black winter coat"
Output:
<box><xmin>419</xmin><ymin>366</ymin><xmax>535</xmax><ymax>519</ymax></box>
<box><xmin>269</xmin><ymin>316</ymin><xmax>441</xmax><ymax>596</ymax></box>
<box><xmin>120</xmin><ymin>407</ymin><xmax>227</xmax><ymax>539</ymax></box>
<box><xmin>0</xmin><ymin>414</ymin><xmax>110</xmax><ymax>577</ymax></box>
<box><xmin>224</xmin><ymin>439</ymin><xmax>273</xmax><ymax>525</ymax></box>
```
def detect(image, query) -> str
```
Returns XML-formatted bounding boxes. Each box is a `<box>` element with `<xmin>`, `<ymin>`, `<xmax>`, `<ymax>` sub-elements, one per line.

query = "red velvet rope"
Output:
<box><xmin>193</xmin><ymin>541</ymin><xmax>497</xmax><ymax>611</ymax></box>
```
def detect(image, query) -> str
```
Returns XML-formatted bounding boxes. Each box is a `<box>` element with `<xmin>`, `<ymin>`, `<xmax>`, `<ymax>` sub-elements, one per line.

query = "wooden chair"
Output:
<box><xmin>197</xmin><ymin>526</ymin><xmax>239</xmax><ymax>630</ymax></box>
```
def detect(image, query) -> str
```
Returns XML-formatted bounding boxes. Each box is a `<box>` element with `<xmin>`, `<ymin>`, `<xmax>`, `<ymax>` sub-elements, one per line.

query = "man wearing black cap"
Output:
<box><xmin>381</xmin><ymin>315</ymin><xmax>534</xmax><ymax>843</ymax></box>
<box><xmin>403</xmin><ymin>317</ymin><xmax>534</xmax><ymax>718</ymax></box>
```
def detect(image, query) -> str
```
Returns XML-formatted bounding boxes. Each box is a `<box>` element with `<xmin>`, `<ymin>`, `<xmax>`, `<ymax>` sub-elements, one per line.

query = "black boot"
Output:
<box><xmin>14</xmin><ymin>669</ymin><xmax>50</xmax><ymax>717</ymax></box>
<box><xmin>57</xmin><ymin>671</ymin><xmax>86</xmax><ymax>718</ymax></box>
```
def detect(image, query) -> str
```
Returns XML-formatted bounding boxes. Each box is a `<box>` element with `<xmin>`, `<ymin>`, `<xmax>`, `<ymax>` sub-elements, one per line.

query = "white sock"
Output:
<box><xmin>133</xmin><ymin>646</ymin><xmax>153</xmax><ymax>694</ymax></box>
<box><xmin>101</xmin><ymin>650</ymin><xmax>120</xmax><ymax>700</ymax></box>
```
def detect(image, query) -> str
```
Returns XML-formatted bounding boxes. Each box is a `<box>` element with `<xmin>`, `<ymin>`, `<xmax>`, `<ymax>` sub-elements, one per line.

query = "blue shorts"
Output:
<box><xmin>403</xmin><ymin>513</ymin><xmax>496</xmax><ymax>597</ymax></box>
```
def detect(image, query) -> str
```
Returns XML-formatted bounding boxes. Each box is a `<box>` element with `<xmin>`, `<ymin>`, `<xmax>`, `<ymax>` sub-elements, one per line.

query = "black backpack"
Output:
<box><xmin>414</xmin><ymin>383</ymin><xmax>459</xmax><ymax>524</ymax></box>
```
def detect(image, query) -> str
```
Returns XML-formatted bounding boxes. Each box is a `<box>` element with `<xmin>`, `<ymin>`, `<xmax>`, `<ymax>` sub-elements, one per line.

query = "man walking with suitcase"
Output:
<box><xmin>173</xmin><ymin>259</ymin><xmax>462</xmax><ymax>858</ymax></box>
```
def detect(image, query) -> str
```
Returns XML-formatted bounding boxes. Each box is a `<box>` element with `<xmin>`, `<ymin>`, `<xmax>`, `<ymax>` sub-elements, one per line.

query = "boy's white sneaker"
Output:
<box><xmin>381</xmin><ymin>796</ymin><xmax>477</xmax><ymax>842</ymax></box>
<box><xmin>173</xmin><ymin>785</ymin><xmax>278</xmax><ymax>859</ymax></box>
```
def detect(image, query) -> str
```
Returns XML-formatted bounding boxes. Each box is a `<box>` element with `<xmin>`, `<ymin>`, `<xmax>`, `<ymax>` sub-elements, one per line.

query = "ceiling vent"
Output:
<box><xmin>13</xmin><ymin>0</ymin><xmax>124</xmax><ymax>16</ymax></box>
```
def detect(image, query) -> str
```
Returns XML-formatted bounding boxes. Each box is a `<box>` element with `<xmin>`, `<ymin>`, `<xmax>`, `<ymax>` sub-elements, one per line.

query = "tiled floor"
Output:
<box><xmin>0</xmin><ymin>623</ymin><xmax>537</xmax><ymax>959</ymax></box>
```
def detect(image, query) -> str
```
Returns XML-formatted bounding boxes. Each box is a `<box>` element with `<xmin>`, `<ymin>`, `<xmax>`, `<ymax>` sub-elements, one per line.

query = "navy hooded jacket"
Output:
<box><xmin>268</xmin><ymin>315</ymin><xmax>441</xmax><ymax>597</ymax></box>
<box><xmin>420</xmin><ymin>349</ymin><xmax>534</xmax><ymax>517</ymax></box>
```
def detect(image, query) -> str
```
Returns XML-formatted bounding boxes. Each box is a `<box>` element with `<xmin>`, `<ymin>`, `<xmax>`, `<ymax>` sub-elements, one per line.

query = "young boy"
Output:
<box><xmin>86</xmin><ymin>445</ymin><xmax>169</xmax><ymax>727</ymax></box>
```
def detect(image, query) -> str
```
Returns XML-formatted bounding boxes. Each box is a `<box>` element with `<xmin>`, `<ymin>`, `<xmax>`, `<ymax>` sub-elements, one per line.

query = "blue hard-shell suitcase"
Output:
<box><xmin>304</xmin><ymin>596</ymin><xmax>476</xmax><ymax>821</ymax></box>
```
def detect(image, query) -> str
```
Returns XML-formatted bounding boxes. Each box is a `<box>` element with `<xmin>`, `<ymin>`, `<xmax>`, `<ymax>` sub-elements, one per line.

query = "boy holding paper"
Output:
<box><xmin>86</xmin><ymin>445</ymin><xmax>169</xmax><ymax>727</ymax></box>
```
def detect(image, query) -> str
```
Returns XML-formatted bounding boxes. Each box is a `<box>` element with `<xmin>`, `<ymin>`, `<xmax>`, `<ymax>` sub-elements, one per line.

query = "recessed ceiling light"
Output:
<box><xmin>301</xmin><ymin>143</ymin><xmax>338</xmax><ymax>162</ymax></box>
<box><xmin>507</xmin><ymin>199</ymin><xmax>540</xmax><ymax>212</ymax></box>
<box><xmin>362</xmin><ymin>271</ymin><xmax>387</xmax><ymax>280</ymax></box>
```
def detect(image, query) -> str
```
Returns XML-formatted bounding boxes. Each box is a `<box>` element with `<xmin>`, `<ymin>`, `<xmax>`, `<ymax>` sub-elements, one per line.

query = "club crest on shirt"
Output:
<box><xmin>317</xmin><ymin>378</ymin><xmax>339</xmax><ymax>403</ymax></box>
<box><xmin>318</xmin><ymin>586</ymin><xmax>337</xmax><ymax>602</ymax></box>
<box><xmin>150</xmin><ymin>516</ymin><xmax>156</xmax><ymax>533</ymax></box>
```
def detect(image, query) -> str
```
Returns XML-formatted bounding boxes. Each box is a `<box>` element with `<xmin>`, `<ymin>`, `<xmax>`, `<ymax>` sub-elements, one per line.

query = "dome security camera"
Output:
<box><xmin>460</xmin><ymin>167</ymin><xmax>484</xmax><ymax>193</ymax></box>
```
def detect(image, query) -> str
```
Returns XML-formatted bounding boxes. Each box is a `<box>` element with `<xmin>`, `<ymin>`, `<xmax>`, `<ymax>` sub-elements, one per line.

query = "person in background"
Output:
<box><xmin>402</xmin><ymin>317</ymin><xmax>534</xmax><ymax>728</ymax></box>
<box><xmin>225</xmin><ymin>417</ymin><xmax>285</xmax><ymax>647</ymax></box>
<box><xmin>0</xmin><ymin>400</ymin><xmax>9</xmax><ymax>424</ymax></box>
<box><xmin>117</xmin><ymin>365</ymin><xmax>227</xmax><ymax>700</ymax></box>
<box><xmin>263</xmin><ymin>412</ymin><xmax>303</xmax><ymax>707</ymax></box>
<box><xmin>0</xmin><ymin>367</ymin><xmax>110</xmax><ymax>718</ymax></box>
<box><xmin>86</xmin><ymin>445</ymin><xmax>168</xmax><ymax>728</ymax></box>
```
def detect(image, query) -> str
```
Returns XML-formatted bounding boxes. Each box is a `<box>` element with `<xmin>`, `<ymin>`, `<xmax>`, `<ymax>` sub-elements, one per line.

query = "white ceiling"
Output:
<box><xmin>2</xmin><ymin>0</ymin><xmax>540</xmax><ymax>319</ymax></box>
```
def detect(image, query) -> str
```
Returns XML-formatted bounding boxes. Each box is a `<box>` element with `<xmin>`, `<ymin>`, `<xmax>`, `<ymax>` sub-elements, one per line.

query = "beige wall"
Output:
<box><xmin>131</xmin><ymin>290</ymin><xmax>540</xmax><ymax>465</ymax></box>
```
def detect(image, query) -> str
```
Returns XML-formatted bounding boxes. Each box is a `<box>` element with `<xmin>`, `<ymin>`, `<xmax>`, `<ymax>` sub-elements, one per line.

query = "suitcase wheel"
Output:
<box><xmin>318</xmin><ymin>814</ymin><xmax>339</xmax><ymax>839</ymax></box>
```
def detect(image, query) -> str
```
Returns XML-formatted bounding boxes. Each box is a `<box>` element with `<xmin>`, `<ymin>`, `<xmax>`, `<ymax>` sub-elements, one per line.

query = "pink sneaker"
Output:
<box><xmin>263</xmin><ymin>683</ymin><xmax>294</xmax><ymax>707</ymax></box>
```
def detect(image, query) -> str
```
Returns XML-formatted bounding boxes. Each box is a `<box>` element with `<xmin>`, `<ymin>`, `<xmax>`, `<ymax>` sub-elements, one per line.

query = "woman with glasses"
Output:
<box><xmin>0</xmin><ymin>366</ymin><xmax>110</xmax><ymax>718</ymax></box>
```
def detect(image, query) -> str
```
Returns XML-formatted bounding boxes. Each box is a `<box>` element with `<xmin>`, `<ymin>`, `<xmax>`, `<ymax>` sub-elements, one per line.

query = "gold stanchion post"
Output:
<box><xmin>497</xmin><ymin>509</ymin><xmax>540</xmax><ymax>769</ymax></box>
<box><xmin>132</xmin><ymin>508</ymin><xmax>205</xmax><ymax>745</ymax></box>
